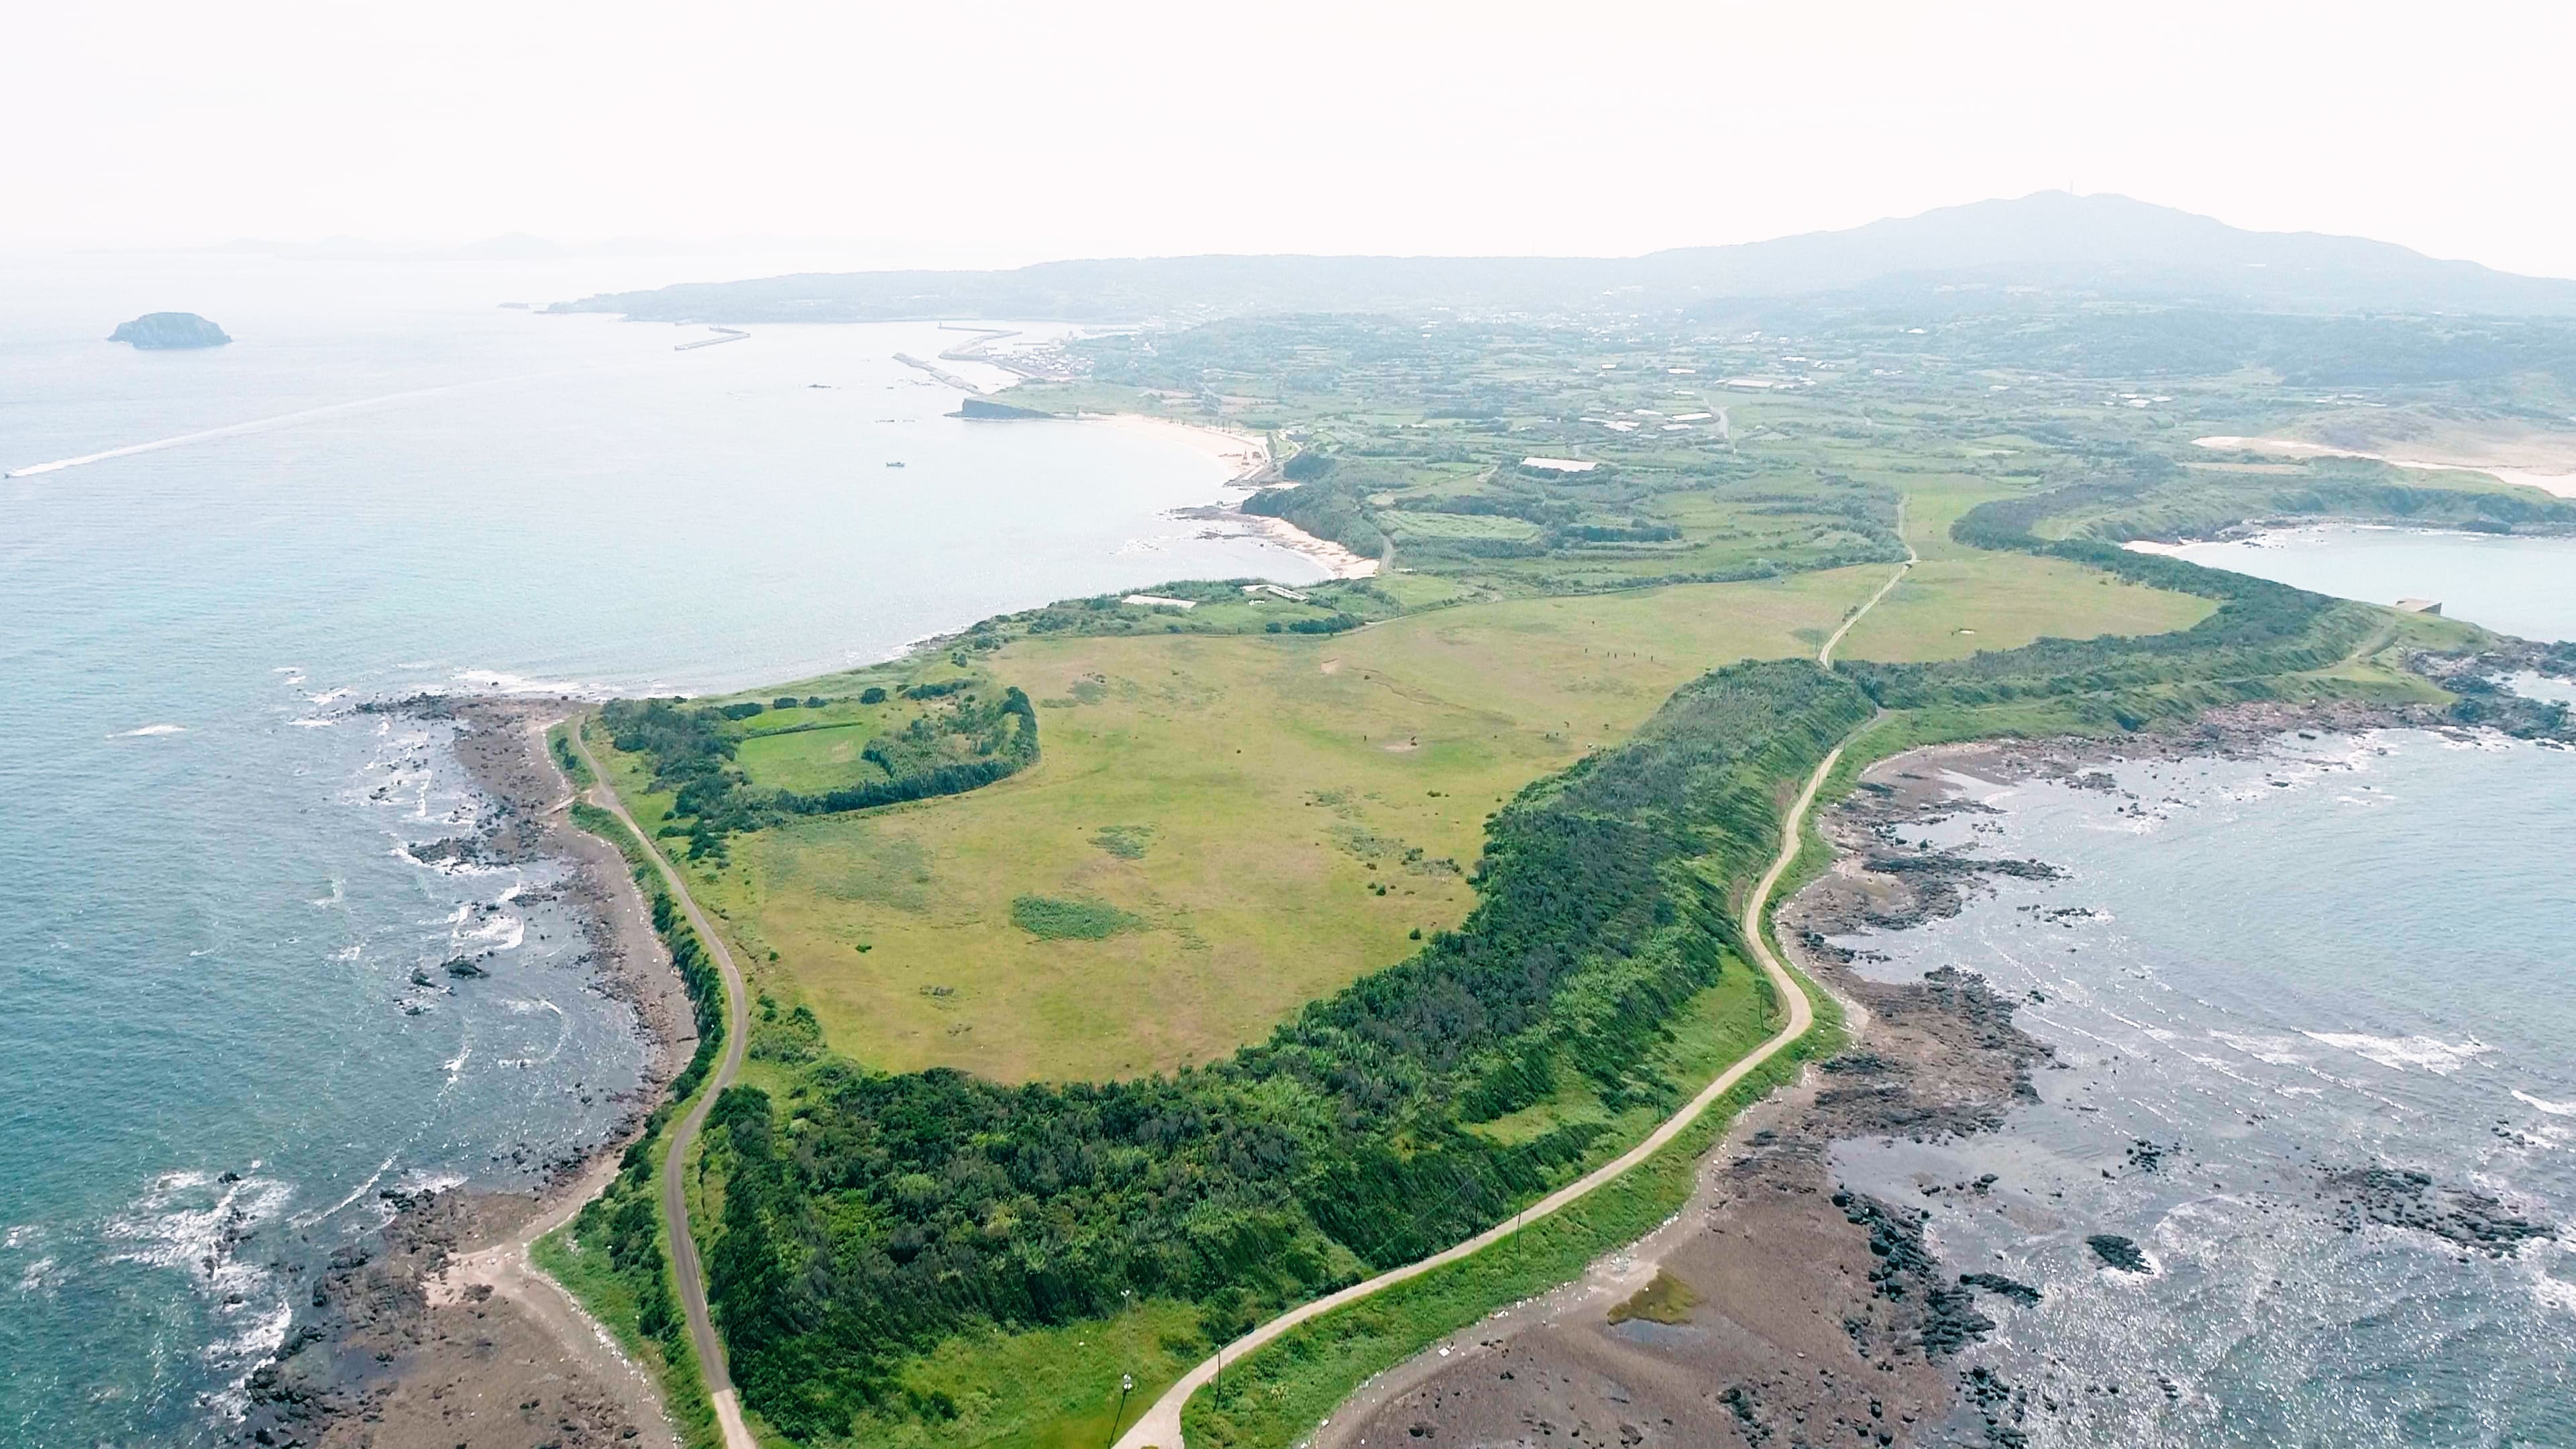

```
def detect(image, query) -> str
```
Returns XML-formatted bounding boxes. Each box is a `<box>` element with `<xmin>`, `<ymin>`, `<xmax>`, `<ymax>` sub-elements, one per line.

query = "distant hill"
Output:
<box><xmin>548</xmin><ymin>192</ymin><xmax>2576</xmax><ymax>325</ymax></box>
<box><xmin>109</xmin><ymin>312</ymin><xmax>231</xmax><ymax>349</ymax></box>
<box><xmin>1643</xmin><ymin>192</ymin><xmax>2576</xmax><ymax>317</ymax></box>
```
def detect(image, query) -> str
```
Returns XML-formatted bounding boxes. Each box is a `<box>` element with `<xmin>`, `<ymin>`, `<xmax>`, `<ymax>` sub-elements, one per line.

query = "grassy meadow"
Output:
<box><xmin>557</xmin><ymin>301</ymin><xmax>2576</xmax><ymax>1449</ymax></box>
<box><xmin>594</xmin><ymin>541</ymin><xmax>2214</xmax><ymax>1085</ymax></box>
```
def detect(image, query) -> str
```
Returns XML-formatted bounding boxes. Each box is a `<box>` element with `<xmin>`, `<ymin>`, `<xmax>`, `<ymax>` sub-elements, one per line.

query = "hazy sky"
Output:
<box><xmin>10</xmin><ymin>0</ymin><xmax>2572</xmax><ymax>276</ymax></box>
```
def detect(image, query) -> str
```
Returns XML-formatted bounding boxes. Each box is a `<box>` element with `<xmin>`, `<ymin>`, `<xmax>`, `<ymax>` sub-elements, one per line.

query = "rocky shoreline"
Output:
<box><xmin>1307</xmin><ymin>696</ymin><xmax>2549</xmax><ymax>1449</ymax></box>
<box><xmin>235</xmin><ymin>698</ymin><xmax>690</xmax><ymax>1449</ymax></box>
<box><xmin>1309</xmin><ymin>754</ymin><xmax>2069</xmax><ymax>1448</ymax></box>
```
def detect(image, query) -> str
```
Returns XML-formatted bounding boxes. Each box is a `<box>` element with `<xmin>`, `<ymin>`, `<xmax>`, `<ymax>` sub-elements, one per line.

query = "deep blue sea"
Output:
<box><xmin>1827</xmin><ymin>555</ymin><xmax>2576</xmax><ymax>1447</ymax></box>
<box><xmin>0</xmin><ymin>252</ymin><xmax>1318</xmax><ymax>1446</ymax></box>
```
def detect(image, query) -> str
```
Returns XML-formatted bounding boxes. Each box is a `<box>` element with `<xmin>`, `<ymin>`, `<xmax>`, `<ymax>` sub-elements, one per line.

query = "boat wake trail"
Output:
<box><xmin>4</xmin><ymin>364</ymin><xmax>608</xmax><ymax>479</ymax></box>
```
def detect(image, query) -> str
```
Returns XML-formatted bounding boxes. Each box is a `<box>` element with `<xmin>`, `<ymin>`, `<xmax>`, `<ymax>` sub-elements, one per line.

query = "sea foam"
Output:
<box><xmin>2302</xmin><ymin>1032</ymin><xmax>2495</xmax><ymax>1075</ymax></box>
<box><xmin>2513</xmin><ymin>1089</ymin><xmax>2576</xmax><ymax>1118</ymax></box>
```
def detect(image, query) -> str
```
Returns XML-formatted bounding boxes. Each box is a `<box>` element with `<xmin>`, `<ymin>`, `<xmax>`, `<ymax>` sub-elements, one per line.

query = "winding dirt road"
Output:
<box><xmin>571</xmin><ymin>727</ymin><xmax>761</xmax><ymax>1449</ymax></box>
<box><xmin>1114</xmin><ymin>540</ymin><xmax>1915</xmax><ymax>1449</ymax></box>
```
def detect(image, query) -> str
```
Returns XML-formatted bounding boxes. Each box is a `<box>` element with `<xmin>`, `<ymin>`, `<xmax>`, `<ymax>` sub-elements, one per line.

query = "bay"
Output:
<box><xmin>2167</xmin><ymin>525</ymin><xmax>2576</xmax><ymax>643</ymax></box>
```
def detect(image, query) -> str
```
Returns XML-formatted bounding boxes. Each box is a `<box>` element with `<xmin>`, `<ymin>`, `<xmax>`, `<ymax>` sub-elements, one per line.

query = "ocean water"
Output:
<box><xmin>1827</xmin><ymin>732</ymin><xmax>2576</xmax><ymax>1447</ymax></box>
<box><xmin>0</xmin><ymin>253</ymin><xmax>1320</xmax><ymax>1446</ymax></box>
<box><xmin>2167</xmin><ymin>525</ymin><xmax>2576</xmax><ymax>643</ymax></box>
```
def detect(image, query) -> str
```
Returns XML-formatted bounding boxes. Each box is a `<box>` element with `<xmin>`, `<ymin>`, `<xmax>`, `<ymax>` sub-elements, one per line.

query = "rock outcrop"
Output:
<box><xmin>109</xmin><ymin>312</ymin><xmax>231</xmax><ymax>348</ymax></box>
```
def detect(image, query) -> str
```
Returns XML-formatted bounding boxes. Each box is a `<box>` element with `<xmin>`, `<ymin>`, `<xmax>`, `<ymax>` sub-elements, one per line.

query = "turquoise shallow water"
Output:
<box><xmin>0</xmin><ymin>254</ymin><xmax>1318</xmax><ymax>1444</ymax></box>
<box><xmin>1829</xmin><ymin>735</ymin><xmax>2576</xmax><ymax>1446</ymax></box>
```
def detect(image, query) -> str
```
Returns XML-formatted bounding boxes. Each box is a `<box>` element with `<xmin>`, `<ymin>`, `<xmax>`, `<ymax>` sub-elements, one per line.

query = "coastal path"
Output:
<box><xmin>1114</xmin><ymin>535</ymin><xmax>1915</xmax><ymax>1449</ymax></box>
<box><xmin>571</xmin><ymin>726</ymin><xmax>763</xmax><ymax>1449</ymax></box>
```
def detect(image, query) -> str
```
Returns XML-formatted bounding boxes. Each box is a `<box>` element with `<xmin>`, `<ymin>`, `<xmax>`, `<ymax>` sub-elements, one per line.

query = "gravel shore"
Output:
<box><xmin>235</xmin><ymin>698</ymin><xmax>692</xmax><ymax>1449</ymax></box>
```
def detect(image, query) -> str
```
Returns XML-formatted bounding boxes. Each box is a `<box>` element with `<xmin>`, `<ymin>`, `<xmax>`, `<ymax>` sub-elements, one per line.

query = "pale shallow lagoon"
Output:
<box><xmin>2165</xmin><ymin>525</ymin><xmax>2576</xmax><ymax>643</ymax></box>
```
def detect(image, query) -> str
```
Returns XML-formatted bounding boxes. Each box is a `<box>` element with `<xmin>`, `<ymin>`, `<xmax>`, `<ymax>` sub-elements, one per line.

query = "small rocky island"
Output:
<box><xmin>109</xmin><ymin>312</ymin><xmax>231</xmax><ymax>349</ymax></box>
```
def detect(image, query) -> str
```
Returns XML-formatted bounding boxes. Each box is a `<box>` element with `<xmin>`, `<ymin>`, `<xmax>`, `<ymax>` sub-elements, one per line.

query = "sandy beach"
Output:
<box><xmin>1103</xmin><ymin>412</ymin><xmax>1387</xmax><ymax>578</ymax></box>
<box><xmin>1224</xmin><ymin>511</ymin><xmax>1383</xmax><ymax>578</ymax></box>
<box><xmin>2193</xmin><ymin>434</ymin><xmax>2576</xmax><ymax>498</ymax></box>
<box><xmin>1097</xmin><ymin>411</ymin><xmax>1275</xmax><ymax>485</ymax></box>
<box><xmin>236</xmin><ymin>699</ymin><xmax>692</xmax><ymax>1449</ymax></box>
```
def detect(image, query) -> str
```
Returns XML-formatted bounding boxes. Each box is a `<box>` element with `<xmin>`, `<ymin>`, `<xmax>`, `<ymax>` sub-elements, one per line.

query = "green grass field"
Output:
<box><xmin>1376</xmin><ymin>508</ymin><xmax>1544</xmax><ymax>541</ymax></box>
<box><xmin>1835</xmin><ymin>475</ymin><xmax>2216</xmax><ymax>662</ymax></box>
<box><xmin>841</xmin><ymin>1299</ymin><xmax>1201</xmax><ymax>1449</ymax></box>
<box><xmin>590</xmin><ymin>526</ymin><xmax>2215</xmax><ymax>1087</ymax></box>
<box><xmin>549</xmin><ymin>297</ymin><xmax>2569</xmax><ymax>1449</ymax></box>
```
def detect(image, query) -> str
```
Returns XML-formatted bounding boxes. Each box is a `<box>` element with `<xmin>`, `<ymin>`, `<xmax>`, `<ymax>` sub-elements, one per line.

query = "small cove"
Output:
<box><xmin>2163</xmin><ymin>525</ymin><xmax>2576</xmax><ymax>643</ymax></box>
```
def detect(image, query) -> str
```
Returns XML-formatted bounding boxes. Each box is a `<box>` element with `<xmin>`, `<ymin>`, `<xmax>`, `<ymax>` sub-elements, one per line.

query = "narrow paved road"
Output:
<box><xmin>571</xmin><ymin>725</ymin><xmax>762</xmax><ymax>1449</ymax></box>
<box><xmin>1115</xmin><ymin>545</ymin><xmax>1915</xmax><ymax>1449</ymax></box>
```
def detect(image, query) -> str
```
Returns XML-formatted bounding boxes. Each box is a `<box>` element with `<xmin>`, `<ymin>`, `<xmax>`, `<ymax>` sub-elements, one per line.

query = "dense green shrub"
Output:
<box><xmin>1009</xmin><ymin>895</ymin><xmax>1147</xmax><ymax>939</ymax></box>
<box><xmin>600</xmin><ymin>688</ymin><xmax>1040</xmax><ymax>839</ymax></box>
<box><xmin>699</xmin><ymin>660</ymin><xmax>1871</xmax><ymax>1438</ymax></box>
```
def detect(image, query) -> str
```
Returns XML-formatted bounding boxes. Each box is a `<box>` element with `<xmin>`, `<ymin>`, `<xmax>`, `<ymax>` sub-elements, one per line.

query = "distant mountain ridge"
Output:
<box><xmin>549</xmin><ymin>192</ymin><xmax>2576</xmax><ymax>323</ymax></box>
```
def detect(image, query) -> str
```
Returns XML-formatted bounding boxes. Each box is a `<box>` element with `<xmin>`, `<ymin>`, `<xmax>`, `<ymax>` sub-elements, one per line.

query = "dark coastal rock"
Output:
<box><xmin>2123</xmin><ymin>1139</ymin><xmax>2174</xmax><ymax>1173</ymax></box>
<box><xmin>1959</xmin><ymin>1272</ymin><xmax>2043</xmax><ymax>1306</ymax></box>
<box><xmin>1821</xmin><ymin>1050</ymin><xmax>1895</xmax><ymax>1075</ymax></box>
<box><xmin>1832</xmin><ymin>1191</ymin><xmax>1998</xmax><ymax>1356</ymax></box>
<box><xmin>441</xmin><ymin>955</ymin><xmax>489</xmax><ymax>979</ymax></box>
<box><xmin>2086</xmin><ymin>1234</ymin><xmax>2151</xmax><ymax>1272</ymax></box>
<box><xmin>951</xmin><ymin>395</ymin><xmax>1055</xmax><ymax>420</ymax></box>
<box><xmin>1959</xmin><ymin>1366</ymin><xmax>2032</xmax><ymax>1447</ymax></box>
<box><xmin>1920</xmin><ymin>1284</ymin><xmax>1997</xmax><ymax>1354</ymax></box>
<box><xmin>1862</xmin><ymin>852</ymin><xmax>2066</xmax><ymax>885</ymax></box>
<box><xmin>2324</xmin><ymin>1166</ymin><xmax>2553</xmax><ymax>1254</ymax></box>
<box><xmin>407</xmin><ymin>836</ymin><xmax>485</xmax><ymax>868</ymax></box>
<box><xmin>108</xmin><ymin>311</ymin><xmax>231</xmax><ymax>349</ymax></box>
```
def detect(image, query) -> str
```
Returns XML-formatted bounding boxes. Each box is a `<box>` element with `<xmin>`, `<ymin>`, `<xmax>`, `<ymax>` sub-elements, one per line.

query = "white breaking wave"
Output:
<box><xmin>393</xmin><ymin>1169</ymin><xmax>467</xmax><ymax>1196</ymax></box>
<box><xmin>101</xmin><ymin>1170</ymin><xmax>294</xmax><ymax>1303</ymax></box>
<box><xmin>448</xmin><ymin>667</ymin><xmax>594</xmax><ymax>696</ymax></box>
<box><xmin>2302</xmin><ymin>1031</ymin><xmax>2495</xmax><ymax>1075</ymax></box>
<box><xmin>2209</xmin><ymin>1030</ymin><xmax>2308</xmax><ymax>1067</ymax></box>
<box><xmin>115</xmin><ymin>723</ymin><xmax>186</xmax><ymax>737</ymax></box>
<box><xmin>2513</xmin><ymin>1089</ymin><xmax>2576</xmax><ymax>1118</ymax></box>
<box><xmin>290</xmin><ymin>1153</ymin><xmax>398</xmax><ymax>1229</ymax></box>
<box><xmin>2533</xmin><ymin>1274</ymin><xmax>2576</xmax><ymax>1316</ymax></box>
<box><xmin>449</xmin><ymin>904</ymin><xmax>525</xmax><ymax>953</ymax></box>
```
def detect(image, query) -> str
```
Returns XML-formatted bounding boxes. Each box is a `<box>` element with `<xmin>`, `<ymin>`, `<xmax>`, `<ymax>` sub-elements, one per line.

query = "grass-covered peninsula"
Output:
<box><xmin>551</xmin><ymin>301</ymin><xmax>2572</xmax><ymax>1449</ymax></box>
